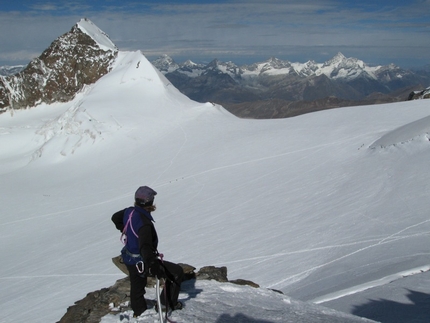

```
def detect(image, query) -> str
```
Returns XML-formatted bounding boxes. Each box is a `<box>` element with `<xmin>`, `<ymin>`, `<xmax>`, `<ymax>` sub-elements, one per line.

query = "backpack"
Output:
<box><xmin>120</xmin><ymin>207</ymin><xmax>144</xmax><ymax>266</ymax></box>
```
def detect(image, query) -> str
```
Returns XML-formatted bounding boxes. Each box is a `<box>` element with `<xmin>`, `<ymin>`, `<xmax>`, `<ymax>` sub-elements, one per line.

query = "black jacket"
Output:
<box><xmin>112</xmin><ymin>206</ymin><xmax>159</xmax><ymax>266</ymax></box>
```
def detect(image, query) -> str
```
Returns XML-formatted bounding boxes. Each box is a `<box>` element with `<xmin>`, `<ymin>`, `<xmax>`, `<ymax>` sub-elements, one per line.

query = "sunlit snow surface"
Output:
<box><xmin>1</xmin><ymin>50</ymin><xmax>430</xmax><ymax>323</ymax></box>
<box><xmin>101</xmin><ymin>280</ymin><xmax>373</xmax><ymax>323</ymax></box>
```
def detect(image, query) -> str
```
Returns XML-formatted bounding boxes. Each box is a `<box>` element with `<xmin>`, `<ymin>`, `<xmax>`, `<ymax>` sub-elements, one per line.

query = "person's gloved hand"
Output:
<box><xmin>149</xmin><ymin>260</ymin><xmax>165</xmax><ymax>278</ymax></box>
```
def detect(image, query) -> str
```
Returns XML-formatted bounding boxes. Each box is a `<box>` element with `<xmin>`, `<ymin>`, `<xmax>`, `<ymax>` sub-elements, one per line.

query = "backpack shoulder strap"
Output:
<box><xmin>120</xmin><ymin>209</ymin><xmax>139</xmax><ymax>244</ymax></box>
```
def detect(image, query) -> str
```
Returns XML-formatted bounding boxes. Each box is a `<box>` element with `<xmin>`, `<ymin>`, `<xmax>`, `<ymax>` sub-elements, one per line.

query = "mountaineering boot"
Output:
<box><xmin>155</xmin><ymin>301</ymin><xmax>183</xmax><ymax>312</ymax></box>
<box><xmin>173</xmin><ymin>301</ymin><xmax>183</xmax><ymax>310</ymax></box>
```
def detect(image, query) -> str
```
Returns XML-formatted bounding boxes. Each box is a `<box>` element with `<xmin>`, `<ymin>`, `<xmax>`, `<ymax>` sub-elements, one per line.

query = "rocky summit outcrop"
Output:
<box><xmin>0</xmin><ymin>18</ymin><xmax>117</xmax><ymax>113</ymax></box>
<box><xmin>58</xmin><ymin>264</ymin><xmax>260</xmax><ymax>323</ymax></box>
<box><xmin>408</xmin><ymin>86</ymin><xmax>430</xmax><ymax>100</ymax></box>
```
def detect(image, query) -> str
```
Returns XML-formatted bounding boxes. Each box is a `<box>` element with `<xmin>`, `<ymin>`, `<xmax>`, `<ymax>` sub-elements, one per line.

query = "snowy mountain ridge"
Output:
<box><xmin>76</xmin><ymin>18</ymin><xmax>117</xmax><ymax>51</ymax></box>
<box><xmin>151</xmin><ymin>52</ymin><xmax>428</xmax><ymax>115</ymax></box>
<box><xmin>1</xmin><ymin>19</ymin><xmax>426</xmax><ymax>121</ymax></box>
<box><xmin>0</xmin><ymin>65</ymin><xmax>25</xmax><ymax>76</ymax></box>
<box><xmin>152</xmin><ymin>52</ymin><xmax>405</xmax><ymax>81</ymax></box>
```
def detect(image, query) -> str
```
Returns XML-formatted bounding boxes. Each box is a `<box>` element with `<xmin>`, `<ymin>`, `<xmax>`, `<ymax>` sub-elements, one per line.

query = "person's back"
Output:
<box><xmin>111</xmin><ymin>185</ymin><xmax>184</xmax><ymax>318</ymax></box>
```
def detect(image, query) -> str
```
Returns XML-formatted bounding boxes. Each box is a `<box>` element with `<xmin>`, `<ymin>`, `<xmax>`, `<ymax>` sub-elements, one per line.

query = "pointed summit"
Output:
<box><xmin>323</xmin><ymin>52</ymin><xmax>347</xmax><ymax>67</ymax></box>
<box><xmin>76</xmin><ymin>18</ymin><xmax>117</xmax><ymax>51</ymax></box>
<box><xmin>206</xmin><ymin>58</ymin><xmax>221</xmax><ymax>69</ymax></box>
<box><xmin>0</xmin><ymin>19</ymin><xmax>118</xmax><ymax>112</ymax></box>
<box><xmin>318</xmin><ymin>52</ymin><xmax>375</xmax><ymax>80</ymax></box>
<box><xmin>179</xmin><ymin>59</ymin><xmax>206</xmax><ymax>73</ymax></box>
<box><xmin>152</xmin><ymin>54</ymin><xmax>179</xmax><ymax>72</ymax></box>
<box><xmin>182</xmin><ymin>60</ymin><xmax>201</xmax><ymax>68</ymax></box>
<box><xmin>333</xmin><ymin>52</ymin><xmax>346</xmax><ymax>61</ymax></box>
<box><xmin>262</xmin><ymin>57</ymin><xmax>291</xmax><ymax>71</ymax></box>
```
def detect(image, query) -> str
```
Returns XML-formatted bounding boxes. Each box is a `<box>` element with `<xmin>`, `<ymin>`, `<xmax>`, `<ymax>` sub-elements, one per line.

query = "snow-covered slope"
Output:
<box><xmin>101</xmin><ymin>280</ymin><xmax>374</xmax><ymax>323</ymax></box>
<box><xmin>1</xmin><ymin>48</ymin><xmax>430</xmax><ymax>323</ymax></box>
<box><xmin>77</xmin><ymin>18</ymin><xmax>117</xmax><ymax>51</ymax></box>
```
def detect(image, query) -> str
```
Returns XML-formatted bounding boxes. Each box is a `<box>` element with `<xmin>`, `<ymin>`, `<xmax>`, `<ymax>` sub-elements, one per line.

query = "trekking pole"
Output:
<box><xmin>156</xmin><ymin>276</ymin><xmax>164</xmax><ymax>323</ymax></box>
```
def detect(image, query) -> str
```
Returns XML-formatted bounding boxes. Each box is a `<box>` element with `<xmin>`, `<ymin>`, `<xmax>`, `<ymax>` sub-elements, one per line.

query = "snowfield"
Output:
<box><xmin>1</xmin><ymin>49</ymin><xmax>430</xmax><ymax>323</ymax></box>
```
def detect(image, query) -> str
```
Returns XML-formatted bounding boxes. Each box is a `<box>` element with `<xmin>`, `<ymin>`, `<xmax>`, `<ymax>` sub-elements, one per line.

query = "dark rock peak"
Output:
<box><xmin>152</xmin><ymin>54</ymin><xmax>179</xmax><ymax>71</ymax></box>
<box><xmin>206</xmin><ymin>58</ymin><xmax>221</xmax><ymax>68</ymax></box>
<box><xmin>323</xmin><ymin>52</ymin><xmax>347</xmax><ymax>66</ymax></box>
<box><xmin>0</xmin><ymin>19</ymin><xmax>117</xmax><ymax>112</ymax></box>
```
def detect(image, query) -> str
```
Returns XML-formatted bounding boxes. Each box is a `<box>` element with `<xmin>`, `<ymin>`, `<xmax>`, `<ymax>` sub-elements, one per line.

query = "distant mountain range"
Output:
<box><xmin>0</xmin><ymin>65</ymin><xmax>25</xmax><ymax>76</ymax></box>
<box><xmin>0</xmin><ymin>18</ymin><xmax>429</xmax><ymax>118</ymax></box>
<box><xmin>152</xmin><ymin>54</ymin><xmax>430</xmax><ymax>118</ymax></box>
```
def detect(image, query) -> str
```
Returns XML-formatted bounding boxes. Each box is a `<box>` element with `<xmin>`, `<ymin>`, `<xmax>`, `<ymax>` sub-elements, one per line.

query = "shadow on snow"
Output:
<box><xmin>215</xmin><ymin>313</ymin><xmax>276</xmax><ymax>323</ymax></box>
<box><xmin>352</xmin><ymin>289</ymin><xmax>430</xmax><ymax>323</ymax></box>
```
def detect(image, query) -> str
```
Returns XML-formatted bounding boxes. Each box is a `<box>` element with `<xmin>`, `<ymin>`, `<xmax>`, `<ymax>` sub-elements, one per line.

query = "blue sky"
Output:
<box><xmin>0</xmin><ymin>0</ymin><xmax>429</xmax><ymax>68</ymax></box>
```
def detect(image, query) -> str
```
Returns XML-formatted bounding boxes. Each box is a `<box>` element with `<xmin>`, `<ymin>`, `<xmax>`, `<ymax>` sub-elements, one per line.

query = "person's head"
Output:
<box><xmin>134</xmin><ymin>186</ymin><xmax>157</xmax><ymax>212</ymax></box>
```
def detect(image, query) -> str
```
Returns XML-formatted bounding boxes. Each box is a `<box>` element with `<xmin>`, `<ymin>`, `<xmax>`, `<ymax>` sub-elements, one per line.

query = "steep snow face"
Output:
<box><xmin>370</xmin><ymin>114</ymin><xmax>430</xmax><ymax>148</ymax></box>
<box><xmin>77</xmin><ymin>18</ymin><xmax>117</xmax><ymax>52</ymax></box>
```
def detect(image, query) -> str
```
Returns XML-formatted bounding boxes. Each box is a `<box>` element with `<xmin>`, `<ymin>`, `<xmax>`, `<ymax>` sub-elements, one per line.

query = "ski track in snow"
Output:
<box><xmin>219</xmin><ymin>230</ymin><xmax>430</xmax><ymax>271</ymax></box>
<box><xmin>151</xmin><ymin>122</ymin><xmax>188</xmax><ymax>186</ymax></box>
<box><xmin>0</xmin><ymin>274</ymin><xmax>120</xmax><ymax>280</ymax></box>
<box><xmin>169</xmin><ymin>143</ymin><xmax>330</xmax><ymax>233</ymax></box>
<box><xmin>265</xmin><ymin>219</ymin><xmax>430</xmax><ymax>293</ymax></box>
<box><xmin>313</xmin><ymin>263</ymin><xmax>430</xmax><ymax>304</ymax></box>
<box><xmin>377</xmin><ymin>218</ymin><xmax>430</xmax><ymax>245</ymax></box>
<box><xmin>0</xmin><ymin>124</ymin><xmax>372</xmax><ymax>226</ymax></box>
<box><xmin>156</xmin><ymin>130</ymin><xmax>373</xmax><ymax>226</ymax></box>
<box><xmin>152</xmin><ymin>129</ymin><xmax>372</xmax><ymax>189</ymax></box>
<box><xmin>141</xmin><ymin>129</ymin><xmax>337</xmax><ymax>221</ymax></box>
<box><xmin>180</xmin><ymin>135</ymin><xmax>359</xmax><ymax>182</ymax></box>
<box><xmin>0</xmin><ymin>194</ymin><xmax>131</xmax><ymax>226</ymax></box>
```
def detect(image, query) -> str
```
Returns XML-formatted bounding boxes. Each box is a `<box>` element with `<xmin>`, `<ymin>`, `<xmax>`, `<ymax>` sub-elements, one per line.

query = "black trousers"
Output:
<box><xmin>160</xmin><ymin>261</ymin><xmax>184</xmax><ymax>307</ymax></box>
<box><xmin>126</xmin><ymin>260</ymin><xmax>184</xmax><ymax>316</ymax></box>
<box><xmin>126</xmin><ymin>264</ymin><xmax>148</xmax><ymax>316</ymax></box>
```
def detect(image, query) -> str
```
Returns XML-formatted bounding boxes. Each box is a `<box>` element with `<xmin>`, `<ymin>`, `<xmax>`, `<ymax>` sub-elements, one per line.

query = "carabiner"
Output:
<box><xmin>136</xmin><ymin>261</ymin><xmax>145</xmax><ymax>274</ymax></box>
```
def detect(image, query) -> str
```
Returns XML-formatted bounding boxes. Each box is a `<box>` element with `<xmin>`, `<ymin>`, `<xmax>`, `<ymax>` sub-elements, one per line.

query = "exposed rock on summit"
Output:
<box><xmin>408</xmin><ymin>86</ymin><xmax>430</xmax><ymax>100</ymax></box>
<box><xmin>0</xmin><ymin>18</ymin><xmax>117</xmax><ymax>113</ymax></box>
<box><xmin>58</xmin><ymin>264</ymin><xmax>260</xmax><ymax>323</ymax></box>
